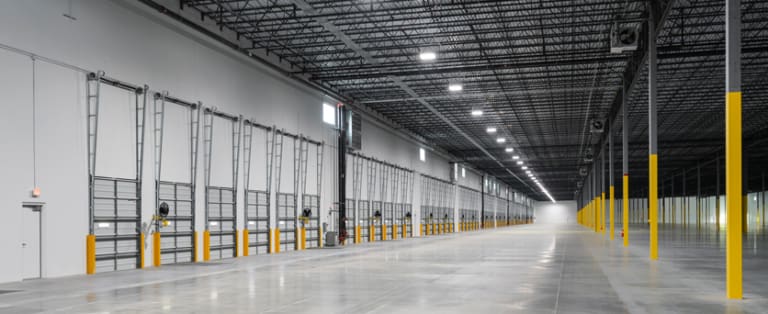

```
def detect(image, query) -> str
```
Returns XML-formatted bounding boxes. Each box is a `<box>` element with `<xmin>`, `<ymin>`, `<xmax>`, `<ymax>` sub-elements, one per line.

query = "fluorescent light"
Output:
<box><xmin>496</xmin><ymin>138</ymin><xmax>506</xmax><ymax>143</ymax></box>
<box><xmin>512</xmin><ymin>155</ymin><xmax>520</xmax><ymax>160</ymax></box>
<box><xmin>322</xmin><ymin>103</ymin><xmax>336</xmax><ymax>125</ymax></box>
<box><xmin>516</xmin><ymin>161</ymin><xmax>523</xmax><ymax>165</ymax></box>
<box><xmin>525</xmin><ymin>170</ymin><xmax>531</xmax><ymax>174</ymax></box>
<box><xmin>486</xmin><ymin>127</ymin><xmax>497</xmax><ymax>134</ymax></box>
<box><xmin>461</xmin><ymin>167</ymin><xmax>466</xmax><ymax>178</ymax></box>
<box><xmin>471</xmin><ymin>109</ymin><xmax>483</xmax><ymax>116</ymax></box>
<box><xmin>419</xmin><ymin>51</ymin><xmax>437</xmax><ymax>61</ymax></box>
<box><xmin>505</xmin><ymin>147</ymin><xmax>514</xmax><ymax>153</ymax></box>
<box><xmin>419</xmin><ymin>148</ymin><xmax>426</xmax><ymax>162</ymax></box>
<box><xmin>522</xmin><ymin>166</ymin><xmax>528</xmax><ymax>170</ymax></box>
<box><xmin>448</xmin><ymin>83</ymin><xmax>463</xmax><ymax>92</ymax></box>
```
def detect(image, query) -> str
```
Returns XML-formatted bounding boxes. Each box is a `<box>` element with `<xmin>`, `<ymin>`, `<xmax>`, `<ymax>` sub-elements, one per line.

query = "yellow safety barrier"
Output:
<box><xmin>153</xmin><ymin>232</ymin><xmax>161</xmax><ymax>267</ymax></box>
<box><xmin>139</xmin><ymin>233</ymin><xmax>145</xmax><ymax>268</ymax></box>
<box><xmin>193</xmin><ymin>231</ymin><xmax>198</xmax><ymax>262</ymax></box>
<box><xmin>382</xmin><ymin>225</ymin><xmax>388</xmax><ymax>241</ymax></box>
<box><xmin>393</xmin><ymin>224</ymin><xmax>398</xmax><ymax>240</ymax></box>
<box><xmin>86</xmin><ymin>234</ymin><xmax>95</xmax><ymax>274</ymax></box>
<box><xmin>242</xmin><ymin>229</ymin><xmax>249</xmax><ymax>256</ymax></box>
<box><xmin>355</xmin><ymin>225</ymin><xmax>361</xmax><ymax>243</ymax></box>
<box><xmin>369</xmin><ymin>225</ymin><xmax>375</xmax><ymax>242</ymax></box>
<box><xmin>203</xmin><ymin>230</ymin><xmax>210</xmax><ymax>261</ymax></box>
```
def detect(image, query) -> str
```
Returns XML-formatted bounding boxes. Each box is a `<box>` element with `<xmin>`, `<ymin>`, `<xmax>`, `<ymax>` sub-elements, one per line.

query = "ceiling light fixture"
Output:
<box><xmin>505</xmin><ymin>147</ymin><xmax>514</xmax><ymax>153</ymax></box>
<box><xmin>448</xmin><ymin>83</ymin><xmax>463</xmax><ymax>92</ymax></box>
<box><xmin>522</xmin><ymin>166</ymin><xmax>528</xmax><ymax>170</ymax></box>
<box><xmin>516</xmin><ymin>161</ymin><xmax>523</xmax><ymax>165</ymax></box>
<box><xmin>496</xmin><ymin>138</ymin><xmax>506</xmax><ymax>143</ymax></box>
<box><xmin>486</xmin><ymin>127</ymin><xmax>497</xmax><ymax>134</ymax></box>
<box><xmin>512</xmin><ymin>155</ymin><xmax>520</xmax><ymax>160</ymax></box>
<box><xmin>419</xmin><ymin>51</ymin><xmax>437</xmax><ymax>61</ymax></box>
<box><xmin>471</xmin><ymin>109</ymin><xmax>483</xmax><ymax>116</ymax></box>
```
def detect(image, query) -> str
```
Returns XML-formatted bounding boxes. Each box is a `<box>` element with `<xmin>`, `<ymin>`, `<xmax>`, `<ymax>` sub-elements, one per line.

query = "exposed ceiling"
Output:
<box><xmin>152</xmin><ymin>0</ymin><xmax>768</xmax><ymax>201</ymax></box>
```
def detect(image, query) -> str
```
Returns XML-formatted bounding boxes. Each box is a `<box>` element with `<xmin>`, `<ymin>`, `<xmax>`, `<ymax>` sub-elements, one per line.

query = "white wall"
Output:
<box><xmin>534</xmin><ymin>201</ymin><xmax>577</xmax><ymax>224</ymax></box>
<box><xmin>0</xmin><ymin>0</ymin><xmax>453</xmax><ymax>283</ymax></box>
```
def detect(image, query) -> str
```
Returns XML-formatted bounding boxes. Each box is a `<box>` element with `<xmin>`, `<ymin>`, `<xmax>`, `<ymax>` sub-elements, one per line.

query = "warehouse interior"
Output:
<box><xmin>0</xmin><ymin>0</ymin><xmax>766</xmax><ymax>313</ymax></box>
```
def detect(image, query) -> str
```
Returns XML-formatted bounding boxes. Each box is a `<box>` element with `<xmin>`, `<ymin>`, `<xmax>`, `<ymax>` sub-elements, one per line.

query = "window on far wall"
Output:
<box><xmin>323</xmin><ymin>103</ymin><xmax>336</xmax><ymax>125</ymax></box>
<box><xmin>419</xmin><ymin>148</ymin><xmax>426</xmax><ymax>162</ymax></box>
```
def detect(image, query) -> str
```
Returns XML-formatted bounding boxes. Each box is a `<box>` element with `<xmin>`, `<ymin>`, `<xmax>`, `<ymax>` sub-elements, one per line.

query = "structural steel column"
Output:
<box><xmin>648</xmin><ymin>6</ymin><xmax>659</xmax><ymax>260</ymax></box>
<box><xmin>725</xmin><ymin>0</ymin><xmax>742</xmax><ymax>299</ymax></box>
<box><xmin>610</xmin><ymin>125</ymin><xmax>615</xmax><ymax>240</ymax></box>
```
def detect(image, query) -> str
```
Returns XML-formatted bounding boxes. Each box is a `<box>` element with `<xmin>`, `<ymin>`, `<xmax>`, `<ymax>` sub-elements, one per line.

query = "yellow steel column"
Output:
<box><xmin>610</xmin><ymin>186</ymin><xmax>615</xmax><ymax>240</ymax></box>
<box><xmin>648</xmin><ymin>3</ymin><xmax>659</xmax><ymax>261</ymax></box>
<box><xmin>726</xmin><ymin>92</ymin><xmax>743</xmax><ymax>298</ymax></box>
<box><xmin>724</xmin><ymin>0</ymin><xmax>742</xmax><ymax>299</ymax></box>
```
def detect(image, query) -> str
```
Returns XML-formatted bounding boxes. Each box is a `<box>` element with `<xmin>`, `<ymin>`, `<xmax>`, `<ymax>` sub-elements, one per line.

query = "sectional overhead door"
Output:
<box><xmin>86</xmin><ymin>72</ymin><xmax>147</xmax><ymax>273</ymax></box>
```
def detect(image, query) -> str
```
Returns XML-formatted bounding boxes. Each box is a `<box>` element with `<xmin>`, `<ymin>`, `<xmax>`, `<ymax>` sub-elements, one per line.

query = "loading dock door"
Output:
<box><xmin>207</xmin><ymin>187</ymin><xmax>236</xmax><ymax>259</ymax></box>
<box><xmin>277</xmin><ymin>193</ymin><xmax>297</xmax><ymax>252</ymax></box>
<box><xmin>359</xmin><ymin>201</ymin><xmax>370</xmax><ymax>242</ymax></box>
<box><xmin>246</xmin><ymin>190</ymin><xmax>270</xmax><ymax>254</ymax></box>
<box><xmin>158</xmin><ymin>182</ymin><xmax>194</xmax><ymax>264</ymax></box>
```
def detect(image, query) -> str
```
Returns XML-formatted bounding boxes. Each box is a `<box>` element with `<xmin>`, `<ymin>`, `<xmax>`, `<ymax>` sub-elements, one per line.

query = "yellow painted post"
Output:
<box><xmin>86</xmin><ymin>234</ymin><xmax>96</xmax><ymax>274</ymax></box>
<box><xmin>355</xmin><ymin>225</ymin><xmax>361</xmax><ymax>243</ymax></box>
<box><xmin>726</xmin><ymin>91</ymin><xmax>743</xmax><ymax>299</ymax></box>
<box><xmin>274</xmin><ymin>228</ymin><xmax>281</xmax><ymax>253</ymax></box>
<box><xmin>193</xmin><ymin>231</ymin><xmax>198</xmax><ymax>262</ymax></box>
<box><xmin>300</xmin><ymin>227</ymin><xmax>306</xmax><ymax>250</ymax></box>
<box><xmin>610</xmin><ymin>186</ymin><xmax>615</xmax><ymax>240</ymax></box>
<box><xmin>242</xmin><ymin>229</ymin><xmax>249</xmax><ymax>257</ymax></box>
<box><xmin>402</xmin><ymin>224</ymin><xmax>407</xmax><ymax>238</ymax></box>
<box><xmin>369</xmin><ymin>225</ymin><xmax>375</xmax><ymax>242</ymax></box>
<box><xmin>650</xmin><ymin>154</ymin><xmax>659</xmax><ymax>260</ymax></box>
<box><xmin>139</xmin><ymin>233</ymin><xmax>145</xmax><ymax>268</ymax></box>
<box><xmin>392</xmin><ymin>224</ymin><xmax>398</xmax><ymax>240</ymax></box>
<box><xmin>153</xmin><ymin>232</ymin><xmax>161</xmax><ymax>267</ymax></box>
<box><xmin>203</xmin><ymin>230</ymin><xmax>210</xmax><ymax>261</ymax></box>
<box><xmin>623</xmin><ymin>175</ymin><xmax>629</xmax><ymax>246</ymax></box>
<box><xmin>382</xmin><ymin>224</ymin><xmax>387</xmax><ymax>241</ymax></box>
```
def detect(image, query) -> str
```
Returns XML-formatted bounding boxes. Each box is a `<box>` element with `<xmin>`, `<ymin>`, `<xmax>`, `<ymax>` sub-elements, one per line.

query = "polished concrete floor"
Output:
<box><xmin>2</xmin><ymin>223</ymin><xmax>768</xmax><ymax>313</ymax></box>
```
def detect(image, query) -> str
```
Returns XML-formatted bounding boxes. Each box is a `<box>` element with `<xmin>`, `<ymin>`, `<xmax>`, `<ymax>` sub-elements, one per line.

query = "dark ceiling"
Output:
<box><xmin>150</xmin><ymin>0</ymin><xmax>768</xmax><ymax>201</ymax></box>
